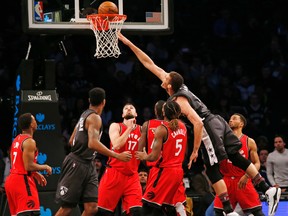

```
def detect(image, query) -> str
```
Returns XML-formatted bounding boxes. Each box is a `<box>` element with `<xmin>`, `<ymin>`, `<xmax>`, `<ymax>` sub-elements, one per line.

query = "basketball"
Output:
<box><xmin>98</xmin><ymin>1</ymin><xmax>119</xmax><ymax>14</ymax></box>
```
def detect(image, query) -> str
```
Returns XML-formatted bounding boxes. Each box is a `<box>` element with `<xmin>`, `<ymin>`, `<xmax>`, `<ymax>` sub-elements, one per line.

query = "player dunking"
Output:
<box><xmin>118</xmin><ymin>32</ymin><xmax>281</xmax><ymax>216</ymax></box>
<box><xmin>136</xmin><ymin>100</ymin><xmax>187</xmax><ymax>216</ymax></box>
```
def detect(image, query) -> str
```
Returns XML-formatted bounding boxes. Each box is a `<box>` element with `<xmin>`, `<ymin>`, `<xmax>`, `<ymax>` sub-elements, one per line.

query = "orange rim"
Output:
<box><xmin>87</xmin><ymin>14</ymin><xmax>126</xmax><ymax>31</ymax></box>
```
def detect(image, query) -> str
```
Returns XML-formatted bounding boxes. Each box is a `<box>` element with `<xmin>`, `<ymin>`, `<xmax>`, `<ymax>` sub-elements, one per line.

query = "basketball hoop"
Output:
<box><xmin>87</xmin><ymin>14</ymin><xmax>127</xmax><ymax>58</ymax></box>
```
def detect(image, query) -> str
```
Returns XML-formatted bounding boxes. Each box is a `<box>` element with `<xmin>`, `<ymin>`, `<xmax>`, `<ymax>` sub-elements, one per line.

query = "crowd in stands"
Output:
<box><xmin>0</xmin><ymin>1</ymin><xmax>288</xmax><ymax>214</ymax></box>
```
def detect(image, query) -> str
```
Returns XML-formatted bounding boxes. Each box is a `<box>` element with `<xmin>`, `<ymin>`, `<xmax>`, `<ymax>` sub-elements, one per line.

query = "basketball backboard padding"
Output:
<box><xmin>22</xmin><ymin>0</ymin><xmax>174</xmax><ymax>35</ymax></box>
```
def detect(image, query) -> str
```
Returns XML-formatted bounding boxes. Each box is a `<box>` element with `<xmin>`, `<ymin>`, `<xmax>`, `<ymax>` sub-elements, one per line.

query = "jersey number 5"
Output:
<box><xmin>175</xmin><ymin>139</ymin><xmax>183</xmax><ymax>156</ymax></box>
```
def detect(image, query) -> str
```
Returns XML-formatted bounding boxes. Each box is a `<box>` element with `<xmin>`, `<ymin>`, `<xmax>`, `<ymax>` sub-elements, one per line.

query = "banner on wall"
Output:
<box><xmin>21</xmin><ymin>90</ymin><xmax>65</xmax><ymax>192</ymax></box>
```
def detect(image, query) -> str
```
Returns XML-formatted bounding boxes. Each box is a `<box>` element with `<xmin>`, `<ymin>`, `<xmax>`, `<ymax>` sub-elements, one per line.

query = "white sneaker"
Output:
<box><xmin>265</xmin><ymin>187</ymin><xmax>281</xmax><ymax>216</ymax></box>
<box><xmin>223</xmin><ymin>212</ymin><xmax>240</xmax><ymax>216</ymax></box>
<box><xmin>226</xmin><ymin>212</ymin><xmax>240</xmax><ymax>216</ymax></box>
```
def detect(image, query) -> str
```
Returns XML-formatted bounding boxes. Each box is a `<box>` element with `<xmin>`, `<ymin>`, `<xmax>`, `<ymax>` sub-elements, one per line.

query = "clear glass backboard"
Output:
<box><xmin>22</xmin><ymin>0</ymin><xmax>173</xmax><ymax>35</ymax></box>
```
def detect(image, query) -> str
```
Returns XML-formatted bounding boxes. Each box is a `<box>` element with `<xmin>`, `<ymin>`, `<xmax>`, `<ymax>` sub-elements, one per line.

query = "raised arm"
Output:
<box><xmin>117</xmin><ymin>32</ymin><xmax>168</xmax><ymax>82</ymax></box>
<box><xmin>109</xmin><ymin>118</ymin><xmax>135</xmax><ymax>150</ymax></box>
<box><xmin>86</xmin><ymin>114</ymin><xmax>132</xmax><ymax>162</ymax></box>
<box><xmin>138</xmin><ymin>121</ymin><xmax>148</xmax><ymax>151</ymax></box>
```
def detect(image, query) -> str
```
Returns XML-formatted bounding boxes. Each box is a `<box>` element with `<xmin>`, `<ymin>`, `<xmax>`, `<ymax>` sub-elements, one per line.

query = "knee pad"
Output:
<box><xmin>228</xmin><ymin>152</ymin><xmax>250</xmax><ymax>171</ymax></box>
<box><xmin>206</xmin><ymin>164</ymin><xmax>222</xmax><ymax>184</ymax></box>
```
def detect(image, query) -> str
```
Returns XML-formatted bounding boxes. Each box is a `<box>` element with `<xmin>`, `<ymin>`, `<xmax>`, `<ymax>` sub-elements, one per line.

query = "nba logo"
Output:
<box><xmin>34</xmin><ymin>1</ymin><xmax>44</xmax><ymax>21</ymax></box>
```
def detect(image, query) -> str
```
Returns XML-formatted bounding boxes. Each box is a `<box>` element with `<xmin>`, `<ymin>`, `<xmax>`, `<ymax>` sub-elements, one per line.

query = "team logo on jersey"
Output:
<box><xmin>60</xmin><ymin>186</ymin><xmax>68</xmax><ymax>196</ymax></box>
<box><xmin>27</xmin><ymin>199</ymin><xmax>35</xmax><ymax>208</ymax></box>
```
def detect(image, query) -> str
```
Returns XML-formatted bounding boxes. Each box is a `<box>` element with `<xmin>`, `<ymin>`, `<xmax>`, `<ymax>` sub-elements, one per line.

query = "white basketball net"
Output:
<box><xmin>87</xmin><ymin>14</ymin><xmax>127</xmax><ymax>58</ymax></box>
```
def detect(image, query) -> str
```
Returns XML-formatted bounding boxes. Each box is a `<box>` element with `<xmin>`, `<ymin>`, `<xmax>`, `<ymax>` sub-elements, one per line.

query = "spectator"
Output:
<box><xmin>258</xmin><ymin>148</ymin><xmax>271</xmax><ymax>186</ymax></box>
<box><xmin>95</xmin><ymin>154</ymin><xmax>105</xmax><ymax>182</ymax></box>
<box><xmin>0</xmin><ymin>149</ymin><xmax>5</xmax><ymax>191</ymax></box>
<box><xmin>1</xmin><ymin>147</ymin><xmax>10</xmax><ymax>189</ymax></box>
<box><xmin>189</xmin><ymin>156</ymin><xmax>215</xmax><ymax>216</ymax></box>
<box><xmin>256</xmin><ymin>135</ymin><xmax>269</xmax><ymax>152</ymax></box>
<box><xmin>138</xmin><ymin>167</ymin><xmax>149</xmax><ymax>194</ymax></box>
<box><xmin>243</xmin><ymin>93</ymin><xmax>271</xmax><ymax>138</ymax></box>
<box><xmin>267</xmin><ymin>135</ymin><xmax>288</xmax><ymax>192</ymax></box>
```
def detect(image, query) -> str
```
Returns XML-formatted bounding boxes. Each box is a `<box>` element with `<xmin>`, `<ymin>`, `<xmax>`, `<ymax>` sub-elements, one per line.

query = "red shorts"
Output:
<box><xmin>173</xmin><ymin>181</ymin><xmax>187</xmax><ymax>205</ymax></box>
<box><xmin>98</xmin><ymin>167</ymin><xmax>142</xmax><ymax>213</ymax></box>
<box><xmin>5</xmin><ymin>173</ymin><xmax>40</xmax><ymax>215</ymax></box>
<box><xmin>143</xmin><ymin>167</ymin><xmax>184</xmax><ymax>206</ymax></box>
<box><xmin>214</xmin><ymin>176</ymin><xmax>262</xmax><ymax>211</ymax></box>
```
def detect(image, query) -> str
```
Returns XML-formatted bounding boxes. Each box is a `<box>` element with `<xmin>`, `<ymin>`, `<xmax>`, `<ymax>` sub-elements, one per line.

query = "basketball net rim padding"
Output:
<box><xmin>87</xmin><ymin>14</ymin><xmax>127</xmax><ymax>58</ymax></box>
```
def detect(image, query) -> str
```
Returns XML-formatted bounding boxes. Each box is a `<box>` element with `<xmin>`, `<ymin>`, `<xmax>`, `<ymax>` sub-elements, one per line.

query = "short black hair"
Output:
<box><xmin>89</xmin><ymin>87</ymin><xmax>106</xmax><ymax>106</ymax></box>
<box><xmin>234</xmin><ymin>113</ymin><xmax>247</xmax><ymax>128</ymax></box>
<box><xmin>138</xmin><ymin>164</ymin><xmax>149</xmax><ymax>173</ymax></box>
<box><xmin>18</xmin><ymin>113</ymin><xmax>32</xmax><ymax>130</ymax></box>
<box><xmin>154</xmin><ymin>100</ymin><xmax>165</xmax><ymax>119</ymax></box>
<box><xmin>274</xmin><ymin>134</ymin><xmax>286</xmax><ymax>143</ymax></box>
<box><xmin>170</xmin><ymin>72</ymin><xmax>184</xmax><ymax>93</ymax></box>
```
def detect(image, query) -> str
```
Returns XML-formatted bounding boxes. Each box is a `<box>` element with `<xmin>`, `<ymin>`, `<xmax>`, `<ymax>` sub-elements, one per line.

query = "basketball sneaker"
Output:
<box><xmin>265</xmin><ymin>187</ymin><xmax>281</xmax><ymax>216</ymax></box>
<box><xmin>223</xmin><ymin>212</ymin><xmax>240</xmax><ymax>216</ymax></box>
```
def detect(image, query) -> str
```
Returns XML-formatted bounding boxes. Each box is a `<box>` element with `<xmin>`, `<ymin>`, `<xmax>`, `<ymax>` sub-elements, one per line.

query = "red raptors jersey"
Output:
<box><xmin>146</xmin><ymin>119</ymin><xmax>164</xmax><ymax>167</ymax></box>
<box><xmin>159</xmin><ymin>121</ymin><xmax>187</xmax><ymax>168</ymax></box>
<box><xmin>220</xmin><ymin>134</ymin><xmax>249</xmax><ymax>177</ymax></box>
<box><xmin>108</xmin><ymin>123</ymin><xmax>141</xmax><ymax>175</ymax></box>
<box><xmin>10</xmin><ymin>134</ymin><xmax>38</xmax><ymax>175</ymax></box>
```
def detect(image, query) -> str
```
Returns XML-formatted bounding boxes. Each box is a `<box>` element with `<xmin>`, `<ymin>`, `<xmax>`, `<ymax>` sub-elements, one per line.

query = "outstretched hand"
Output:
<box><xmin>188</xmin><ymin>151</ymin><xmax>198</xmax><ymax>169</ymax></box>
<box><xmin>117</xmin><ymin>151</ymin><xmax>132</xmax><ymax>162</ymax></box>
<box><xmin>135</xmin><ymin>147</ymin><xmax>148</xmax><ymax>160</ymax></box>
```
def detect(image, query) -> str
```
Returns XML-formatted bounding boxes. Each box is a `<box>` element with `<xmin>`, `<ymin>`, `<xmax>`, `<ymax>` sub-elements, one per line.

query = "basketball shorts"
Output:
<box><xmin>143</xmin><ymin>167</ymin><xmax>184</xmax><ymax>206</ymax></box>
<box><xmin>214</xmin><ymin>176</ymin><xmax>262</xmax><ymax>211</ymax></box>
<box><xmin>5</xmin><ymin>173</ymin><xmax>40</xmax><ymax>215</ymax></box>
<box><xmin>55</xmin><ymin>153</ymin><xmax>98</xmax><ymax>207</ymax></box>
<box><xmin>149</xmin><ymin>166</ymin><xmax>186</xmax><ymax>205</ymax></box>
<box><xmin>98</xmin><ymin>167</ymin><xmax>142</xmax><ymax>213</ymax></box>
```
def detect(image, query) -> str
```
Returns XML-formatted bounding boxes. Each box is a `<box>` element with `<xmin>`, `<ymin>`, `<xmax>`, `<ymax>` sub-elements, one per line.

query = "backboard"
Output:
<box><xmin>22</xmin><ymin>0</ymin><xmax>174</xmax><ymax>35</ymax></box>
